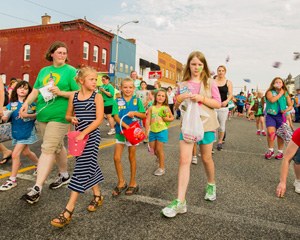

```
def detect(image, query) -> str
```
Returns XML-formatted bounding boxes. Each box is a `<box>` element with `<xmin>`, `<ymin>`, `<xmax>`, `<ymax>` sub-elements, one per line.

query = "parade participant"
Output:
<box><xmin>7</xmin><ymin>79</ymin><xmax>18</xmax><ymax>100</ymax></box>
<box><xmin>0</xmin><ymin>81</ymin><xmax>38</xmax><ymax>191</ymax></box>
<box><xmin>235</xmin><ymin>92</ymin><xmax>246</xmax><ymax>117</ymax></box>
<box><xmin>99</xmin><ymin>75</ymin><xmax>115</xmax><ymax>135</ymax></box>
<box><xmin>214</xmin><ymin>65</ymin><xmax>233</xmax><ymax>151</ymax></box>
<box><xmin>131</xmin><ymin>70</ymin><xmax>141</xmax><ymax>93</ymax></box>
<box><xmin>248</xmin><ymin>91</ymin><xmax>266</xmax><ymax>136</ymax></box>
<box><xmin>111</xmin><ymin>78</ymin><xmax>146</xmax><ymax>196</ymax></box>
<box><xmin>0</xmin><ymin>77</ymin><xmax>12</xmax><ymax>164</ymax></box>
<box><xmin>264</xmin><ymin>77</ymin><xmax>292</xmax><ymax>160</ymax></box>
<box><xmin>51</xmin><ymin>66</ymin><xmax>104</xmax><ymax>228</ymax></box>
<box><xmin>161</xmin><ymin>51</ymin><xmax>221</xmax><ymax>218</ymax></box>
<box><xmin>167</xmin><ymin>86</ymin><xmax>175</xmax><ymax>115</ymax></box>
<box><xmin>136</xmin><ymin>80</ymin><xmax>150</xmax><ymax>109</ymax></box>
<box><xmin>145</xmin><ymin>89</ymin><xmax>174</xmax><ymax>176</ymax></box>
<box><xmin>276</xmin><ymin>128</ymin><xmax>300</xmax><ymax>197</ymax></box>
<box><xmin>19</xmin><ymin>41</ymin><xmax>79</xmax><ymax>204</ymax></box>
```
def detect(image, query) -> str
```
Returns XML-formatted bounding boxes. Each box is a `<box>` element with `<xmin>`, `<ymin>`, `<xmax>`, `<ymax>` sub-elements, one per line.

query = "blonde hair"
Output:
<box><xmin>182</xmin><ymin>51</ymin><xmax>211</xmax><ymax>88</ymax></box>
<box><xmin>75</xmin><ymin>66</ymin><xmax>97</xmax><ymax>84</ymax></box>
<box><xmin>120</xmin><ymin>77</ymin><xmax>134</xmax><ymax>87</ymax></box>
<box><xmin>217</xmin><ymin>65</ymin><xmax>227</xmax><ymax>72</ymax></box>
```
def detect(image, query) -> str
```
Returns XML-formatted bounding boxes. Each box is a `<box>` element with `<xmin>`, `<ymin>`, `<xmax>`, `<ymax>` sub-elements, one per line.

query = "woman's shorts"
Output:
<box><xmin>149</xmin><ymin>129</ymin><xmax>168</xmax><ymax>143</ymax></box>
<box><xmin>237</xmin><ymin>105</ymin><xmax>244</xmax><ymax>113</ymax></box>
<box><xmin>179</xmin><ymin>131</ymin><xmax>215</xmax><ymax>145</ymax></box>
<box><xmin>265</xmin><ymin>114</ymin><xmax>283</xmax><ymax>129</ymax></box>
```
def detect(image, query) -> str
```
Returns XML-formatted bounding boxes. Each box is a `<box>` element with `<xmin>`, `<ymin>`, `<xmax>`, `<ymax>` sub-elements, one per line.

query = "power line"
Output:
<box><xmin>23</xmin><ymin>0</ymin><xmax>79</xmax><ymax>19</ymax></box>
<box><xmin>0</xmin><ymin>11</ymin><xmax>39</xmax><ymax>24</ymax></box>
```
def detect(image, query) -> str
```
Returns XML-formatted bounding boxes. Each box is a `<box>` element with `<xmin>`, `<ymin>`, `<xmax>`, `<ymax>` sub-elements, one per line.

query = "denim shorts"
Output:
<box><xmin>293</xmin><ymin>148</ymin><xmax>300</xmax><ymax>165</ymax></box>
<box><xmin>265</xmin><ymin>113</ymin><xmax>283</xmax><ymax>129</ymax></box>
<box><xmin>179</xmin><ymin>131</ymin><xmax>215</xmax><ymax>145</ymax></box>
<box><xmin>149</xmin><ymin>129</ymin><xmax>168</xmax><ymax>143</ymax></box>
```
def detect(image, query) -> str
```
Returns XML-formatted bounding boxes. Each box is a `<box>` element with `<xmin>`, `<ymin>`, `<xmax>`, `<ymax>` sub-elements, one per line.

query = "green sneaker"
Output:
<box><xmin>161</xmin><ymin>199</ymin><xmax>187</xmax><ymax>218</ymax></box>
<box><xmin>204</xmin><ymin>183</ymin><xmax>216</xmax><ymax>201</ymax></box>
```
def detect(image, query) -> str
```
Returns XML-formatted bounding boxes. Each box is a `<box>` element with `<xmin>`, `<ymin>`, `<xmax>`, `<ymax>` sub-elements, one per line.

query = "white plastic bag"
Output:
<box><xmin>181</xmin><ymin>100</ymin><xmax>205</xmax><ymax>143</ymax></box>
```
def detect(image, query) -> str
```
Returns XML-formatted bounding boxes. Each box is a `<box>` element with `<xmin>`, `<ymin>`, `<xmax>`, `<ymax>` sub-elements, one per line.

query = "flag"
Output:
<box><xmin>244</xmin><ymin>79</ymin><xmax>251</xmax><ymax>83</ymax></box>
<box><xmin>273</xmin><ymin>61</ymin><xmax>281</xmax><ymax>68</ymax></box>
<box><xmin>293</xmin><ymin>52</ymin><xmax>300</xmax><ymax>60</ymax></box>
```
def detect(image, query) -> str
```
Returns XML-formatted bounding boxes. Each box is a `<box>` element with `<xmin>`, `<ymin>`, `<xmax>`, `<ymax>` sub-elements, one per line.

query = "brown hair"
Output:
<box><xmin>45</xmin><ymin>41</ymin><xmax>68</xmax><ymax>62</ymax></box>
<box><xmin>182</xmin><ymin>51</ymin><xmax>211</xmax><ymax>88</ymax></box>
<box><xmin>153</xmin><ymin>89</ymin><xmax>168</xmax><ymax>106</ymax></box>
<box><xmin>265</xmin><ymin>77</ymin><xmax>288</xmax><ymax>97</ymax></box>
<box><xmin>10</xmin><ymin>81</ymin><xmax>32</xmax><ymax>102</ymax></box>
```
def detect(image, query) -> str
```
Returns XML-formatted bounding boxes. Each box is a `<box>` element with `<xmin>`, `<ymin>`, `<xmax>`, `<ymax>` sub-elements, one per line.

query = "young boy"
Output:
<box><xmin>276</xmin><ymin>128</ymin><xmax>300</xmax><ymax>197</ymax></box>
<box><xmin>111</xmin><ymin>78</ymin><xmax>146</xmax><ymax>196</ymax></box>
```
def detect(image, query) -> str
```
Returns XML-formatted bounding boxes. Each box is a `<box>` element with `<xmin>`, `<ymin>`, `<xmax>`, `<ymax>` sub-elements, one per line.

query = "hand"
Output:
<box><xmin>1</xmin><ymin>116</ymin><xmax>8</xmax><ymax>122</ymax></box>
<box><xmin>190</xmin><ymin>94</ymin><xmax>201</xmax><ymax>102</ymax></box>
<box><xmin>221</xmin><ymin>100</ymin><xmax>228</xmax><ymax>107</ymax></box>
<box><xmin>75</xmin><ymin>132</ymin><xmax>85</xmax><ymax>141</ymax></box>
<box><xmin>276</xmin><ymin>182</ymin><xmax>286</xmax><ymax>198</ymax></box>
<box><xmin>127</xmin><ymin>111</ymin><xmax>135</xmax><ymax>118</ymax></box>
<box><xmin>19</xmin><ymin>102</ymin><xmax>29</xmax><ymax>118</ymax></box>
<box><xmin>71</xmin><ymin>116</ymin><xmax>79</xmax><ymax>125</ymax></box>
<box><xmin>49</xmin><ymin>85</ymin><xmax>61</xmax><ymax>96</ymax></box>
<box><xmin>181</xmin><ymin>92</ymin><xmax>192</xmax><ymax>101</ymax></box>
<box><xmin>279</xmin><ymin>89</ymin><xmax>285</xmax><ymax>96</ymax></box>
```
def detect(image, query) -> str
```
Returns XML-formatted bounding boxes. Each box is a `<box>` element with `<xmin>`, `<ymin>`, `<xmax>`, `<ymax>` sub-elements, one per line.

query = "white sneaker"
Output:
<box><xmin>106</xmin><ymin>122</ymin><xmax>109</xmax><ymax>126</ymax></box>
<box><xmin>192</xmin><ymin>156</ymin><xmax>198</xmax><ymax>165</ymax></box>
<box><xmin>161</xmin><ymin>199</ymin><xmax>187</xmax><ymax>218</ymax></box>
<box><xmin>0</xmin><ymin>179</ymin><xmax>17</xmax><ymax>191</ymax></box>
<box><xmin>153</xmin><ymin>168</ymin><xmax>165</xmax><ymax>176</ymax></box>
<box><xmin>107</xmin><ymin>128</ymin><xmax>116</xmax><ymax>135</ymax></box>
<box><xmin>204</xmin><ymin>183</ymin><xmax>216</xmax><ymax>201</ymax></box>
<box><xmin>293</xmin><ymin>179</ymin><xmax>300</xmax><ymax>194</ymax></box>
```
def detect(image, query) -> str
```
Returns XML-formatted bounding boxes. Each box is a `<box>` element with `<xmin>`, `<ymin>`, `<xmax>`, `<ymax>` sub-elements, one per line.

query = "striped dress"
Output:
<box><xmin>68</xmin><ymin>91</ymin><xmax>104</xmax><ymax>193</ymax></box>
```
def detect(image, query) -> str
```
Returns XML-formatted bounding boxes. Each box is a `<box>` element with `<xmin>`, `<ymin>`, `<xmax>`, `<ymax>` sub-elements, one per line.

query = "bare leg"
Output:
<box><xmin>200</xmin><ymin>143</ymin><xmax>215</xmax><ymax>183</ymax></box>
<box><xmin>128</xmin><ymin>146</ymin><xmax>137</xmax><ymax>187</ymax></box>
<box><xmin>10</xmin><ymin>144</ymin><xmax>27</xmax><ymax>178</ymax></box>
<box><xmin>113</xmin><ymin>144</ymin><xmax>126</xmax><ymax>187</ymax></box>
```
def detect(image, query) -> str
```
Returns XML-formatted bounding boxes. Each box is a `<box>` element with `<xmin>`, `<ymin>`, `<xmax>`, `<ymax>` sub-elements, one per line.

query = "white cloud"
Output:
<box><xmin>121</xmin><ymin>2</ymin><xmax>127</xmax><ymax>9</ymax></box>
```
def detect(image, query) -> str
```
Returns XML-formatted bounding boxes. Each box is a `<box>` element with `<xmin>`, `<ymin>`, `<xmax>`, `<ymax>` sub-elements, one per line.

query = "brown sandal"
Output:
<box><xmin>125</xmin><ymin>185</ymin><xmax>139</xmax><ymax>196</ymax></box>
<box><xmin>87</xmin><ymin>195</ymin><xmax>104</xmax><ymax>212</ymax></box>
<box><xmin>50</xmin><ymin>208</ymin><xmax>74</xmax><ymax>228</ymax></box>
<box><xmin>112</xmin><ymin>183</ymin><xmax>128</xmax><ymax>197</ymax></box>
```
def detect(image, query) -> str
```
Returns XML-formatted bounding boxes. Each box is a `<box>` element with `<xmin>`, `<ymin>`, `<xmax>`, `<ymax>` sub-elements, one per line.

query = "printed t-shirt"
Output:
<box><xmin>100</xmin><ymin>83</ymin><xmax>115</xmax><ymax>106</ymax></box>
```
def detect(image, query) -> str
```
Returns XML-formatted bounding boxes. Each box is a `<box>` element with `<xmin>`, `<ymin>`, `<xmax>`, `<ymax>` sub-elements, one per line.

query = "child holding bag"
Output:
<box><xmin>161</xmin><ymin>51</ymin><xmax>221</xmax><ymax>218</ymax></box>
<box><xmin>51</xmin><ymin>66</ymin><xmax>104</xmax><ymax>228</ymax></box>
<box><xmin>145</xmin><ymin>89</ymin><xmax>174</xmax><ymax>176</ymax></box>
<box><xmin>0</xmin><ymin>81</ymin><xmax>38</xmax><ymax>191</ymax></box>
<box><xmin>111</xmin><ymin>78</ymin><xmax>146</xmax><ymax>196</ymax></box>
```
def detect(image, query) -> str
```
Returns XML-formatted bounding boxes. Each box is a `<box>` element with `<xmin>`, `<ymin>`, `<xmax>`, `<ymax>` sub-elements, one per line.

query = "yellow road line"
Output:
<box><xmin>0</xmin><ymin>122</ymin><xmax>180</xmax><ymax>179</ymax></box>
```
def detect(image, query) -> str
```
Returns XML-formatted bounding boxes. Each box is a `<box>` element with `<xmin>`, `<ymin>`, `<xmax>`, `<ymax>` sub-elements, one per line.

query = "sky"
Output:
<box><xmin>1</xmin><ymin>0</ymin><xmax>300</xmax><ymax>93</ymax></box>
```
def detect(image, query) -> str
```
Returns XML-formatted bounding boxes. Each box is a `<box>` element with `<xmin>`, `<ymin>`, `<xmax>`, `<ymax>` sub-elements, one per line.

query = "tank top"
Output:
<box><xmin>218</xmin><ymin>80</ymin><xmax>228</xmax><ymax>106</ymax></box>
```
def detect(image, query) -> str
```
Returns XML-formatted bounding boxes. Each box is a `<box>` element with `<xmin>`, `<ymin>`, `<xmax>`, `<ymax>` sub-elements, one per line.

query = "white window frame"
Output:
<box><xmin>23</xmin><ymin>73</ymin><xmax>29</xmax><ymax>82</ymax></box>
<box><xmin>83</xmin><ymin>42</ymin><xmax>89</xmax><ymax>60</ymax></box>
<box><xmin>125</xmin><ymin>64</ymin><xmax>129</xmax><ymax>74</ymax></box>
<box><xmin>102</xmin><ymin>49</ymin><xmax>107</xmax><ymax>64</ymax></box>
<box><xmin>24</xmin><ymin>44</ymin><xmax>30</xmax><ymax>61</ymax></box>
<box><xmin>119</xmin><ymin>62</ymin><xmax>124</xmax><ymax>72</ymax></box>
<box><xmin>93</xmin><ymin>46</ymin><xmax>99</xmax><ymax>62</ymax></box>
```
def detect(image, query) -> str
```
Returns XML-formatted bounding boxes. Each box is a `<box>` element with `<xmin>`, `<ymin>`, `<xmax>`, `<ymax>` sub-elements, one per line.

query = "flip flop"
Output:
<box><xmin>0</xmin><ymin>155</ymin><xmax>12</xmax><ymax>165</ymax></box>
<box><xmin>125</xmin><ymin>185</ymin><xmax>139</xmax><ymax>196</ymax></box>
<box><xmin>112</xmin><ymin>183</ymin><xmax>128</xmax><ymax>197</ymax></box>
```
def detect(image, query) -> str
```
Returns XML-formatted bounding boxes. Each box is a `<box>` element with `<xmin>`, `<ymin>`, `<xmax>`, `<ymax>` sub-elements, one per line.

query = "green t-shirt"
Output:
<box><xmin>150</xmin><ymin>105</ymin><xmax>169</xmax><ymax>132</ymax></box>
<box><xmin>100</xmin><ymin>83</ymin><xmax>115</xmax><ymax>107</ymax></box>
<box><xmin>33</xmin><ymin>64</ymin><xmax>79</xmax><ymax>123</ymax></box>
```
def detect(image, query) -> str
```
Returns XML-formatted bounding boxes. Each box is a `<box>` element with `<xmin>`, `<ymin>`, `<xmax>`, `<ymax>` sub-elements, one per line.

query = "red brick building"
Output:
<box><xmin>0</xmin><ymin>14</ymin><xmax>114</xmax><ymax>86</ymax></box>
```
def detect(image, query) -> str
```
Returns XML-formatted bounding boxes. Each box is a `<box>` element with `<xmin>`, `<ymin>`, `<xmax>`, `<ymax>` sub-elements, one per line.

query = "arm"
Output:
<box><xmin>77</xmin><ymin>94</ymin><xmax>104</xmax><ymax>140</ymax></box>
<box><xmin>162</xmin><ymin>106</ymin><xmax>174</xmax><ymax>122</ymax></box>
<box><xmin>145</xmin><ymin>107</ymin><xmax>152</xmax><ymax>138</ymax></box>
<box><xmin>276</xmin><ymin>141</ymin><xmax>299</xmax><ymax>197</ymax></box>
<box><xmin>266</xmin><ymin>89</ymin><xmax>284</xmax><ymax>103</ymax></box>
<box><xmin>282</xmin><ymin>95</ymin><xmax>293</xmax><ymax>113</ymax></box>
<box><xmin>19</xmin><ymin>88</ymin><xmax>39</xmax><ymax>118</ymax></box>
<box><xmin>221</xmin><ymin>80</ymin><xmax>233</xmax><ymax>107</ymax></box>
<box><xmin>0</xmin><ymin>79</ymin><xmax>4</xmax><ymax>116</ymax></box>
<box><xmin>99</xmin><ymin>87</ymin><xmax>113</xmax><ymax>98</ymax></box>
<box><xmin>127</xmin><ymin>111</ymin><xmax>146</xmax><ymax>119</ymax></box>
<box><xmin>65</xmin><ymin>93</ymin><xmax>76</xmax><ymax>124</ymax></box>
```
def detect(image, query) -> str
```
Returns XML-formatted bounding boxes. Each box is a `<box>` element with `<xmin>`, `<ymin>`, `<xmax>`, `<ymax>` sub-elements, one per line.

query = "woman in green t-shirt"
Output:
<box><xmin>19</xmin><ymin>41</ymin><xmax>79</xmax><ymax>204</ymax></box>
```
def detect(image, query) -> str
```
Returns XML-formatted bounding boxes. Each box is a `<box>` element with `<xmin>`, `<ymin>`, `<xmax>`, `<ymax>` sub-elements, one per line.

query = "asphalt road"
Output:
<box><xmin>0</xmin><ymin>117</ymin><xmax>300</xmax><ymax>240</ymax></box>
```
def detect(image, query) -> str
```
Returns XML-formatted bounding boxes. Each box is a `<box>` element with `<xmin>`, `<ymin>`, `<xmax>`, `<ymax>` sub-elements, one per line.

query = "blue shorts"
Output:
<box><xmin>179</xmin><ymin>131</ymin><xmax>215</xmax><ymax>145</ymax></box>
<box><xmin>265</xmin><ymin>113</ymin><xmax>283</xmax><ymax>129</ymax></box>
<box><xmin>293</xmin><ymin>148</ymin><xmax>300</xmax><ymax>165</ymax></box>
<box><xmin>149</xmin><ymin>129</ymin><xmax>168</xmax><ymax>143</ymax></box>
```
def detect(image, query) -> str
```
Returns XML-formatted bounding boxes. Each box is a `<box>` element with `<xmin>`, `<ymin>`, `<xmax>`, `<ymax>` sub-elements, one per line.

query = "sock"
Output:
<box><xmin>278</xmin><ymin>150</ymin><xmax>283</xmax><ymax>153</ymax></box>
<box><xmin>33</xmin><ymin>185</ymin><xmax>42</xmax><ymax>192</ymax></box>
<box><xmin>9</xmin><ymin>176</ymin><xmax>17</xmax><ymax>182</ymax></box>
<box><xmin>60</xmin><ymin>172</ymin><xmax>69</xmax><ymax>179</ymax></box>
<box><xmin>261</xmin><ymin>130</ymin><xmax>265</xmax><ymax>132</ymax></box>
<box><xmin>207</xmin><ymin>182</ymin><xmax>216</xmax><ymax>186</ymax></box>
<box><xmin>269</xmin><ymin>148</ymin><xmax>274</xmax><ymax>152</ymax></box>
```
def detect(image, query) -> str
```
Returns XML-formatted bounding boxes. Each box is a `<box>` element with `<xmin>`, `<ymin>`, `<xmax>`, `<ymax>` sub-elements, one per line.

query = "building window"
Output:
<box><xmin>162</xmin><ymin>68</ymin><xmax>164</xmax><ymax>77</ymax></box>
<box><xmin>23</xmin><ymin>73</ymin><xmax>29</xmax><ymax>82</ymax></box>
<box><xmin>166</xmin><ymin>70</ymin><xmax>169</xmax><ymax>78</ymax></box>
<box><xmin>125</xmin><ymin>64</ymin><xmax>129</xmax><ymax>74</ymax></box>
<box><xmin>119</xmin><ymin>63</ymin><xmax>124</xmax><ymax>72</ymax></box>
<box><xmin>83</xmin><ymin>42</ymin><xmax>89</xmax><ymax>60</ymax></box>
<box><xmin>130</xmin><ymin>66</ymin><xmax>133</xmax><ymax>72</ymax></box>
<box><xmin>24</xmin><ymin>44</ymin><xmax>30</xmax><ymax>61</ymax></box>
<box><xmin>93</xmin><ymin>46</ymin><xmax>99</xmax><ymax>62</ymax></box>
<box><xmin>102</xmin><ymin>49</ymin><xmax>107</xmax><ymax>64</ymax></box>
<box><xmin>1</xmin><ymin>74</ymin><xmax>6</xmax><ymax>84</ymax></box>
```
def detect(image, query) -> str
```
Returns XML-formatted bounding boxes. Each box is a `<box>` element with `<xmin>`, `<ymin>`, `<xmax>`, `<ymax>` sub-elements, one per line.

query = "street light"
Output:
<box><xmin>115</xmin><ymin>20</ymin><xmax>139</xmax><ymax>87</ymax></box>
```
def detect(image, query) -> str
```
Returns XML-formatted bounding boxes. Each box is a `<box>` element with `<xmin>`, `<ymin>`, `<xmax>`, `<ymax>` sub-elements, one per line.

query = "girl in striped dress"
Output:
<box><xmin>51</xmin><ymin>67</ymin><xmax>104</xmax><ymax>228</ymax></box>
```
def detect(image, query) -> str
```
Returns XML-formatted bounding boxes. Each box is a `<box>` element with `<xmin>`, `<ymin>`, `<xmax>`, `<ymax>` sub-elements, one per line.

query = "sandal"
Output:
<box><xmin>0</xmin><ymin>155</ymin><xmax>12</xmax><ymax>165</ymax></box>
<box><xmin>112</xmin><ymin>183</ymin><xmax>128</xmax><ymax>197</ymax></box>
<box><xmin>50</xmin><ymin>208</ymin><xmax>74</xmax><ymax>228</ymax></box>
<box><xmin>125</xmin><ymin>185</ymin><xmax>139</xmax><ymax>196</ymax></box>
<box><xmin>87</xmin><ymin>195</ymin><xmax>104</xmax><ymax>212</ymax></box>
